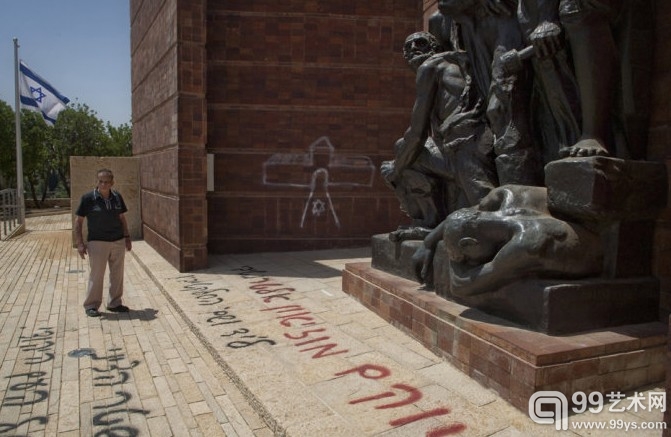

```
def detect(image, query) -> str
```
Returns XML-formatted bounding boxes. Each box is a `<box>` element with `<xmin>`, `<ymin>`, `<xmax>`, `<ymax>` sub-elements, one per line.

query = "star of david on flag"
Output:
<box><xmin>18</xmin><ymin>61</ymin><xmax>70</xmax><ymax>126</ymax></box>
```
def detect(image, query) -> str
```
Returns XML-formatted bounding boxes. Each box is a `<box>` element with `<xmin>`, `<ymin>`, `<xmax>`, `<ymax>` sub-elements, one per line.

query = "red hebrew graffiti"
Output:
<box><xmin>335</xmin><ymin>364</ymin><xmax>392</xmax><ymax>380</ymax></box>
<box><xmin>335</xmin><ymin>364</ymin><xmax>466</xmax><ymax>435</ymax></box>
<box><xmin>258</xmin><ymin>303</ymin><xmax>349</xmax><ymax>359</ymax></box>
<box><xmin>426</xmin><ymin>423</ymin><xmax>468</xmax><ymax>436</ymax></box>
<box><xmin>234</xmin><ymin>266</ymin><xmax>466</xmax><ymax>435</ymax></box>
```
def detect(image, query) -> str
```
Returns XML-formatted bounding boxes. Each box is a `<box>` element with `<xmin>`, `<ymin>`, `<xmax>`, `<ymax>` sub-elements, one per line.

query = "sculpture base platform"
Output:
<box><xmin>342</xmin><ymin>262</ymin><xmax>667</xmax><ymax>412</ymax></box>
<box><xmin>371</xmin><ymin>234</ymin><xmax>423</xmax><ymax>282</ymax></box>
<box><xmin>372</xmin><ymin>234</ymin><xmax>660</xmax><ymax>335</ymax></box>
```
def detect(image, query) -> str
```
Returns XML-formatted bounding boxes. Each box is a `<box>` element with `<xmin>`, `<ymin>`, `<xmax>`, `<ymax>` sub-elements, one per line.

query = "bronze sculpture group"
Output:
<box><xmin>380</xmin><ymin>0</ymin><xmax>664</xmax><ymax>329</ymax></box>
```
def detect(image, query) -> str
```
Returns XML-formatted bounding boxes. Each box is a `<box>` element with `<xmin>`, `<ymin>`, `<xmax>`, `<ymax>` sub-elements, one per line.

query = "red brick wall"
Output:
<box><xmin>651</xmin><ymin>3</ymin><xmax>671</xmax><ymax>431</ymax></box>
<box><xmin>423</xmin><ymin>0</ymin><xmax>437</xmax><ymax>19</ymax></box>
<box><xmin>132</xmin><ymin>0</ymin><xmax>670</xmax><ymax>296</ymax></box>
<box><xmin>205</xmin><ymin>1</ymin><xmax>421</xmax><ymax>253</ymax></box>
<box><xmin>132</xmin><ymin>0</ymin><xmax>423</xmax><ymax>266</ymax></box>
<box><xmin>651</xmin><ymin>2</ymin><xmax>671</xmax><ymax>321</ymax></box>
<box><xmin>131</xmin><ymin>0</ymin><xmax>208</xmax><ymax>271</ymax></box>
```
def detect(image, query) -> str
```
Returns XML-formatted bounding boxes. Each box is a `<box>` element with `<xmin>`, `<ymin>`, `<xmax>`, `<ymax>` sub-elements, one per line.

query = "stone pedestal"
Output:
<box><xmin>342</xmin><ymin>262</ymin><xmax>667</xmax><ymax>412</ymax></box>
<box><xmin>450</xmin><ymin>278</ymin><xmax>660</xmax><ymax>335</ymax></box>
<box><xmin>373</xmin><ymin>234</ymin><xmax>661</xmax><ymax>334</ymax></box>
<box><xmin>371</xmin><ymin>234</ymin><xmax>423</xmax><ymax>282</ymax></box>
<box><xmin>545</xmin><ymin>157</ymin><xmax>668</xmax><ymax>222</ymax></box>
<box><xmin>546</xmin><ymin>157</ymin><xmax>668</xmax><ymax>278</ymax></box>
<box><xmin>363</xmin><ymin>156</ymin><xmax>668</xmax><ymax>412</ymax></box>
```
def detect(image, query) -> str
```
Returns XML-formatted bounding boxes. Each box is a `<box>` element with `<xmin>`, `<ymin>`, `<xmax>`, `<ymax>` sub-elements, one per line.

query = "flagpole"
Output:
<box><xmin>13</xmin><ymin>37</ymin><xmax>25</xmax><ymax>226</ymax></box>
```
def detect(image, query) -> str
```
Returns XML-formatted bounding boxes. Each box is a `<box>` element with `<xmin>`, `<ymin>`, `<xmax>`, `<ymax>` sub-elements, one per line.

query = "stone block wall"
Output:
<box><xmin>206</xmin><ymin>1</ymin><xmax>420</xmax><ymax>253</ymax></box>
<box><xmin>130</xmin><ymin>0</ymin><xmax>208</xmax><ymax>271</ymax></box>
<box><xmin>131</xmin><ymin>0</ymin><xmax>670</xmax><ymax>304</ymax></box>
<box><xmin>666</xmin><ymin>315</ymin><xmax>671</xmax><ymax>434</ymax></box>
<box><xmin>131</xmin><ymin>0</ymin><xmax>421</xmax><ymax>268</ymax></box>
<box><xmin>653</xmin><ymin>3</ymin><xmax>671</xmax><ymax>432</ymax></box>
<box><xmin>69</xmin><ymin>156</ymin><xmax>141</xmax><ymax>244</ymax></box>
<box><xmin>650</xmin><ymin>1</ymin><xmax>671</xmax><ymax>320</ymax></box>
<box><xmin>423</xmin><ymin>0</ymin><xmax>437</xmax><ymax>19</ymax></box>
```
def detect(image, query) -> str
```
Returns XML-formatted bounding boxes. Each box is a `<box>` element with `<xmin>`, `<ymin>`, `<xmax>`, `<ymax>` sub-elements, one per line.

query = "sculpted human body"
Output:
<box><xmin>515</xmin><ymin>0</ymin><xmax>581</xmax><ymax>163</ymax></box>
<box><xmin>437</xmin><ymin>0</ymin><xmax>541</xmax><ymax>186</ymax></box>
<box><xmin>554</xmin><ymin>0</ymin><xmax>615</xmax><ymax>157</ymax></box>
<box><xmin>443</xmin><ymin>186</ymin><xmax>603</xmax><ymax>297</ymax></box>
<box><xmin>382</xmin><ymin>31</ymin><xmax>496</xmax><ymax>240</ymax></box>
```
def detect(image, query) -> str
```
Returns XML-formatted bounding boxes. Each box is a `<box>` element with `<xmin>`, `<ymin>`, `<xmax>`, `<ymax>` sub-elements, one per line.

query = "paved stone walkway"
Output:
<box><xmin>0</xmin><ymin>213</ymin><xmax>666</xmax><ymax>436</ymax></box>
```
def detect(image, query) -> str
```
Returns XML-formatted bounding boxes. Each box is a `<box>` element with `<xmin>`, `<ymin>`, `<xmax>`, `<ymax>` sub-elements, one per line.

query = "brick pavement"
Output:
<box><xmin>0</xmin><ymin>214</ymin><xmax>271</xmax><ymax>436</ymax></box>
<box><xmin>0</xmin><ymin>213</ymin><xmax>665</xmax><ymax>436</ymax></box>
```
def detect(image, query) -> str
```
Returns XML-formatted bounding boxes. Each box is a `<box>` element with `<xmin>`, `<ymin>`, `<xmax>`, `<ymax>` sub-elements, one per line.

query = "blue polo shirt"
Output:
<box><xmin>76</xmin><ymin>189</ymin><xmax>128</xmax><ymax>242</ymax></box>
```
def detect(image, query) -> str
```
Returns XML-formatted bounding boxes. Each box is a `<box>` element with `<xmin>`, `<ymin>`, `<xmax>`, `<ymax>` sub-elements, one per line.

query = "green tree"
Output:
<box><xmin>0</xmin><ymin>101</ymin><xmax>16</xmax><ymax>189</ymax></box>
<box><xmin>0</xmin><ymin>98</ymin><xmax>132</xmax><ymax>199</ymax></box>
<box><xmin>106</xmin><ymin>122</ymin><xmax>132</xmax><ymax>156</ymax></box>
<box><xmin>21</xmin><ymin>110</ymin><xmax>50</xmax><ymax>207</ymax></box>
<box><xmin>50</xmin><ymin>103</ymin><xmax>110</xmax><ymax>196</ymax></box>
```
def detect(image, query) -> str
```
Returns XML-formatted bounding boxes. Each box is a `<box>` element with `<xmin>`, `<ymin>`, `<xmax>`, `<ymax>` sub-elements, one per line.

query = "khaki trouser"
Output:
<box><xmin>83</xmin><ymin>239</ymin><xmax>126</xmax><ymax>310</ymax></box>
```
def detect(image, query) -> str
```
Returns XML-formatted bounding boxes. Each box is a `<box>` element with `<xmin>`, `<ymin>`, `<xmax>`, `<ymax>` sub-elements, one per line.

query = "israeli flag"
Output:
<box><xmin>19</xmin><ymin>61</ymin><xmax>70</xmax><ymax>126</ymax></box>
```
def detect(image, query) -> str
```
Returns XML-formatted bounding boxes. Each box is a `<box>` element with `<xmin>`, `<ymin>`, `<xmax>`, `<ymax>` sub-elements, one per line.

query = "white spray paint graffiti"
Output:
<box><xmin>262</xmin><ymin>137</ymin><xmax>375</xmax><ymax>228</ymax></box>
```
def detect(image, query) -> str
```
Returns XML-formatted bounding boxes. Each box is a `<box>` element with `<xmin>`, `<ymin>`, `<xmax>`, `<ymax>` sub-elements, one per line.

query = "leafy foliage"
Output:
<box><xmin>21</xmin><ymin>110</ymin><xmax>50</xmax><ymax>206</ymax></box>
<box><xmin>0</xmin><ymin>100</ymin><xmax>132</xmax><ymax>201</ymax></box>
<box><xmin>0</xmin><ymin>100</ymin><xmax>16</xmax><ymax>188</ymax></box>
<box><xmin>106</xmin><ymin>122</ymin><xmax>132</xmax><ymax>157</ymax></box>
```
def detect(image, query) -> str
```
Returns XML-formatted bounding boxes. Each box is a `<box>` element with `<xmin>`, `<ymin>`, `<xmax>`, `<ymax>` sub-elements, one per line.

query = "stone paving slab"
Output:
<box><xmin>131</xmin><ymin>239</ymin><xmax>667</xmax><ymax>436</ymax></box>
<box><xmin>0</xmin><ymin>213</ymin><xmax>666</xmax><ymax>436</ymax></box>
<box><xmin>0</xmin><ymin>214</ymin><xmax>272</xmax><ymax>436</ymax></box>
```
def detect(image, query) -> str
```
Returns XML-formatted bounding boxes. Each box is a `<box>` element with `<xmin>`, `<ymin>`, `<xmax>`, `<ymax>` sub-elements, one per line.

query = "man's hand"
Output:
<box><xmin>77</xmin><ymin>243</ymin><xmax>87</xmax><ymax>259</ymax></box>
<box><xmin>529</xmin><ymin>21</ymin><xmax>562</xmax><ymax>58</ymax></box>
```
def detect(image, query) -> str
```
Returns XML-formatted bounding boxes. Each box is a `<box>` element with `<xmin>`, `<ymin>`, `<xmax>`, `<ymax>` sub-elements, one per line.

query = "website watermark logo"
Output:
<box><xmin>529</xmin><ymin>391</ymin><xmax>569</xmax><ymax>430</ymax></box>
<box><xmin>529</xmin><ymin>390</ymin><xmax>667</xmax><ymax>431</ymax></box>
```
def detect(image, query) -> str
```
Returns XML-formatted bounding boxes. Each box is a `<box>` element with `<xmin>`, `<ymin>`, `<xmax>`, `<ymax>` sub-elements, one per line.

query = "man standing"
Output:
<box><xmin>75</xmin><ymin>168</ymin><xmax>132</xmax><ymax>317</ymax></box>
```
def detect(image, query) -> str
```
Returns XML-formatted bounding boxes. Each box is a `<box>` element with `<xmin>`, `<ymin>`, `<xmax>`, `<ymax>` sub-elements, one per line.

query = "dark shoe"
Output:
<box><xmin>107</xmin><ymin>304</ymin><xmax>130</xmax><ymax>313</ymax></box>
<box><xmin>86</xmin><ymin>308</ymin><xmax>101</xmax><ymax>317</ymax></box>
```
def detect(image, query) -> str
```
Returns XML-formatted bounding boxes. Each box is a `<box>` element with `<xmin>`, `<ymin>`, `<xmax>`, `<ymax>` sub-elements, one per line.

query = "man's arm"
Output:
<box><xmin>529</xmin><ymin>0</ymin><xmax>562</xmax><ymax>58</ymax></box>
<box><xmin>75</xmin><ymin>216</ymin><xmax>87</xmax><ymax>259</ymax></box>
<box><xmin>119</xmin><ymin>214</ymin><xmax>132</xmax><ymax>251</ymax></box>
<box><xmin>391</xmin><ymin>61</ymin><xmax>439</xmax><ymax>177</ymax></box>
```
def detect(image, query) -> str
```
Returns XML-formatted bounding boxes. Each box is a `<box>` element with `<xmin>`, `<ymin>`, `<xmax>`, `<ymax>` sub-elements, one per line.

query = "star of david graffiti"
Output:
<box><xmin>30</xmin><ymin>86</ymin><xmax>46</xmax><ymax>103</ymax></box>
<box><xmin>262</xmin><ymin>136</ymin><xmax>375</xmax><ymax>228</ymax></box>
<box><xmin>311</xmin><ymin>199</ymin><xmax>326</xmax><ymax>217</ymax></box>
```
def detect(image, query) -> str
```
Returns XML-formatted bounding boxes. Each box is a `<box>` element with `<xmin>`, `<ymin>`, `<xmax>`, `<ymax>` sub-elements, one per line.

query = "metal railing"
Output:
<box><xmin>1</xmin><ymin>189</ymin><xmax>23</xmax><ymax>240</ymax></box>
